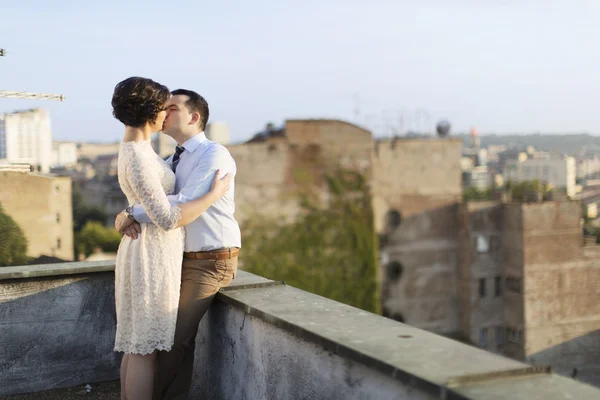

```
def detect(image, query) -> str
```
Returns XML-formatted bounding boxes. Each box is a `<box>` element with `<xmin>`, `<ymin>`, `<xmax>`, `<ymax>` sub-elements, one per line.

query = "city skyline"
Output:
<box><xmin>2</xmin><ymin>1</ymin><xmax>600</xmax><ymax>143</ymax></box>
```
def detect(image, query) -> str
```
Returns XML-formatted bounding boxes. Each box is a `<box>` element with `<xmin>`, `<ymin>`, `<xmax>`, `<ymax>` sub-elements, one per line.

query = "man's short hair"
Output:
<box><xmin>171</xmin><ymin>89</ymin><xmax>209</xmax><ymax>131</ymax></box>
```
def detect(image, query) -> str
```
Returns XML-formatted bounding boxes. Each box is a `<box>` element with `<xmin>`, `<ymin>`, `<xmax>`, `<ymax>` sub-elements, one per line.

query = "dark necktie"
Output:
<box><xmin>172</xmin><ymin>146</ymin><xmax>185</xmax><ymax>172</ymax></box>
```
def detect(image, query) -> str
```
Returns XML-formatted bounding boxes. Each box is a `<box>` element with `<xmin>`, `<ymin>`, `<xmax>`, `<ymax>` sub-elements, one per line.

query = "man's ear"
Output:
<box><xmin>189</xmin><ymin>112</ymin><xmax>200</xmax><ymax>126</ymax></box>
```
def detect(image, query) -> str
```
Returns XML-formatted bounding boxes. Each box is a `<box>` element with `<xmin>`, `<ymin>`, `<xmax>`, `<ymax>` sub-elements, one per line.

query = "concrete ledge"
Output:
<box><xmin>0</xmin><ymin>260</ymin><xmax>274</xmax><ymax>288</ymax></box>
<box><xmin>2</xmin><ymin>263</ymin><xmax>599</xmax><ymax>399</ymax></box>
<box><xmin>452</xmin><ymin>373</ymin><xmax>600</xmax><ymax>400</ymax></box>
<box><xmin>217</xmin><ymin>281</ymin><xmax>600</xmax><ymax>399</ymax></box>
<box><xmin>0</xmin><ymin>260</ymin><xmax>116</xmax><ymax>280</ymax></box>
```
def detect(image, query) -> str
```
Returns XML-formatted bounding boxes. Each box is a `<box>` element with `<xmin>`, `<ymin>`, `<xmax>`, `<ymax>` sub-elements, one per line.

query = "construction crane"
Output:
<box><xmin>0</xmin><ymin>91</ymin><xmax>65</xmax><ymax>101</ymax></box>
<box><xmin>0</xmin><ymin>47</ymin><xmax>66</xmax><ymax>101</ymax></box>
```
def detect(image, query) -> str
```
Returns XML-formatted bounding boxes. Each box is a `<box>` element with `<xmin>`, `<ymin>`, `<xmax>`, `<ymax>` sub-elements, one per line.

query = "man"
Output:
<box><xmin>115</xmin><ymin>89</ymin><xmax>241</xmax><ymax>400</ymax></box>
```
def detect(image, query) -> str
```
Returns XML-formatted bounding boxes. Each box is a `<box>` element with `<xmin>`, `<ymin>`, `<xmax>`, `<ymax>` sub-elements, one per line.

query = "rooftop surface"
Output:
<box><xmin>2</xmin><ymin>381</ymin><xmax>120</xmax><ymax>399</ymax></box>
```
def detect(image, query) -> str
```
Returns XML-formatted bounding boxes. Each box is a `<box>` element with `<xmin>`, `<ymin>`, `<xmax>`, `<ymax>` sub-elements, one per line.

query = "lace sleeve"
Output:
<box><xmin>125</xmin><ymin>151</ymin><xmax>181</xmax><ymax>231</ymax></box>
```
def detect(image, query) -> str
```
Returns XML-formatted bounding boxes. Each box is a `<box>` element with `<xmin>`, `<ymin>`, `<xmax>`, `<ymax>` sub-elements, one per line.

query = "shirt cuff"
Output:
<box><xmin>131</xmin><ymin>205</ymin><xmax>152</xmax><ymax>224</ymax></box>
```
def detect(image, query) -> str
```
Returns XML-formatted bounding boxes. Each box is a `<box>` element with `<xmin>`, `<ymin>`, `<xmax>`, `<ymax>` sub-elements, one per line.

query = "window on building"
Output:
<box><xmin>479</xmin><ymin>278</ymin><xmax>486</xmax><ymax>298</ymax></box>
<box><xmin>386</xmin><ymin>261</ymin><xmax>404</xmax><ymax>282</ymax></box>
<box><xmin>506</xmin><ymin>328</ymin><xmax>523</xmax><ymax>343</ymax></box>
<box><xmin>57</xmin><ymin>238</ymin><xmax>61</xmax><ymax>249</ymax></box>
<box><xmin>479</xmin><ymin>328</ymin><xmax>488</xmax><ymax>347</ymax></box>
<box><xmin>543</xmin><ymin>167</ymin><xmax>550</xmax><ymax>177</ymax></box>
<box><xmin>56</xmin><ymin>213</ymin><xmax>60</xmax><ymax>224</ymax></box>
<box><xmin>516</xmin><ymin>330</ymin><xmax>523</xmax><ymax>343</ymax></box>
<box><xmin>476</xmin><ymin>235</ymin><xmax>489</xmax><ymax>253</ymax></box>
<box><xmin>505</xmin><ymin>276</ymin><xmax>522</xmax><ymax>293</ymax></box>
<box><xmin>385</xmin><ymin>209</ymin><xmax>402</xmax><ymax>229</ymax></box>
<box><xmin>489</xmin><ymin>235</ymin><xmax>500</xmax><ymax>252</ymax></box>
<box><xmin>495</xmin><ymin>276</ymin><xmax>502</xmax><ymax>297</ymax></box>
<box><xmin>495</xmin><ymin>326</ymin><xmax>503</xmax><ymax>346</ymax></box>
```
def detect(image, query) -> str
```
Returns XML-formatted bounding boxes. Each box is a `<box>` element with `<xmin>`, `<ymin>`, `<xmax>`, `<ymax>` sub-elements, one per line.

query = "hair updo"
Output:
<box><xmin>111</xmin><ymin>77</ymin><xmax>170</xmax><ymax>127</ymax></box>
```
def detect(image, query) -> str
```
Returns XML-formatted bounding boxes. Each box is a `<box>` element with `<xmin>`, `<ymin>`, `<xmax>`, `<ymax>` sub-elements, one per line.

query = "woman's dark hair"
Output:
<box><xmin>111</xmin><ymin>77</ymin><xmax>170</xmax><ymax>127</ymax></box>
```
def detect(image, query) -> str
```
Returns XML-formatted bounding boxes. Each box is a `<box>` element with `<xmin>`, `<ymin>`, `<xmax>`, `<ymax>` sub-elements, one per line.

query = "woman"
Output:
<box><xmin>111</xmin><ymin>77</ymin><xmax>228</xmax><ymax>400</ymax></box>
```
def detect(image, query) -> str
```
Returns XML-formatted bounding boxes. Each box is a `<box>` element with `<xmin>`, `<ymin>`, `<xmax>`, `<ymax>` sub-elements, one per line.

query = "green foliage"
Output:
<box><xmin>463</xmin><ymin>187</ymin><xmax>494</xmax><ymax>202</ymax></box>
<box><xmin>463</xmin><ymin>181</ymin><xmax>555</xmax><ymax>203</ymax></box>
<box><xmin>0</xmin><ymin>203</ymin><xmax>28</xmax><ymax>267</ymax></box>
<box><xmin>506</xmin><ymin>180</ymin><xmax>552</xmax><ymax>202</ymax></box>
<box><xmin>72</xmin><ymin>185</ymin><xmax>110</xmax><ymax>258</ymax></box>
<box><xmin>241</xmin><ymin>167</ymin><xmax>380</xmax><ymax>314</ymax></box>
<box><xmin>76</xmin><ymin>221</ymin><xmax>122</xmax><ymax>258</ymax></box>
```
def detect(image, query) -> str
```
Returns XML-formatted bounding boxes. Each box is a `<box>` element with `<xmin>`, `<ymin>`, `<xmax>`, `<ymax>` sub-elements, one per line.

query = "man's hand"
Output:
<box><xmin>115</xmin><ymin>210</ymin><xmax>134</xmax><ymax>232</ymax></box>
<box><xmin>122</xmin><ymin>222</ymin><xmax>141</xmax><ymax>239</ymax></box>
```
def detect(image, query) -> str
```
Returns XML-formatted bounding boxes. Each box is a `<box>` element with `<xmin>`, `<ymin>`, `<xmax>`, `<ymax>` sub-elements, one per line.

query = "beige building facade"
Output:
<box><xmin>229</xmin><ymin>119</ymin><xmax>373</xmax><ymax>225</ymax></box>
<box><xmin>462</xmin><ymin>201</ymin><xmax>600</xmax><ymax>386</ymax></box>
<box><xmin>0</xmin><ymin>171</ymin><xmax>74</xmax><ymax>261</ymax></box>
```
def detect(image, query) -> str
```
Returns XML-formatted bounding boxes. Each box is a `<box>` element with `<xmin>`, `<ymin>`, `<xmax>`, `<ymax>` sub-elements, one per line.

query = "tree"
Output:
<box><xmin>463</xmin><ymin>187</ymin><xmax>493</xmax><ymax>202</ymax></box>
<box><xmin>0</xmin><ymin>203</ymin><xmax>28</xmax><ymax>266</ymax></box>
<box><xmin>72</xmin><ymin>184</ymin><xmax>110</xmax><ymax>259</ymax></box>
<box><xmin>508</xmin><ymin>180</ymin><xmax>552</xmax><ymax>202</ymax></box>
<box><xmin>76</xmin><ymin>221</ymin><xmax>122</xmax><ymax>258</ymax></box>
<box><xmin>241</xmin><ymin>167</ymin><xmax>380</xmax><ymax>314</ymax></box>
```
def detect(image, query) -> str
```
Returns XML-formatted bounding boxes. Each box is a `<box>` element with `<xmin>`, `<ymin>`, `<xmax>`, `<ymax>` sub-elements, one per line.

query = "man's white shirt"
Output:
<box><xmin>132</xmin><ymin>132</ymin><xmax>241</xmax><ymax>252</ymax></box>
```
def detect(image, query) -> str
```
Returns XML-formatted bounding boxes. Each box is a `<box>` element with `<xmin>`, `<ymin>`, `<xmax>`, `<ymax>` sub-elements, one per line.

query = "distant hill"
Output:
<box><xmin>452</xmin><ymin>133</ymin><xmax>600</xmax><ymax>157</ymax></box>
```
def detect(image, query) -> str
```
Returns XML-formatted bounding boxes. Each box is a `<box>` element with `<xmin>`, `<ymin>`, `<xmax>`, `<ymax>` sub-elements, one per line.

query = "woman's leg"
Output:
<box><xmin>125</xmin><ymin>352</ymin><xmax>157</xmax><ymax>400</ymax></box>
<box><xmin>120</xmin><ymin>354</ymin><xmax>129</xmax><ymax>400</ymax></box>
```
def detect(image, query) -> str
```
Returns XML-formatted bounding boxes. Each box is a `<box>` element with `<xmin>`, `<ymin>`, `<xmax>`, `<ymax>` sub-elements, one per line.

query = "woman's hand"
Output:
<box><xmin>210</xmin><ymin>169</ymin><xmax>231</xmax><ymax>198</ymax></box>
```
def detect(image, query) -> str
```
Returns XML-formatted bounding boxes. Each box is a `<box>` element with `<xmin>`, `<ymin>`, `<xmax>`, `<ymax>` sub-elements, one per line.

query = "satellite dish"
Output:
<box><xmin>436</xmin><ymin>120</ymin><xmax>451</xmax><ymax>137</ymax></box>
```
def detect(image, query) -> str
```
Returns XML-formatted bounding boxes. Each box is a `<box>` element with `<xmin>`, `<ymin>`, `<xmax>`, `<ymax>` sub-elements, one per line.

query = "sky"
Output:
<box><xmin>1</xmin><ymin>0</ymin><xmax>600</xmax><ymax>143</ymax></box>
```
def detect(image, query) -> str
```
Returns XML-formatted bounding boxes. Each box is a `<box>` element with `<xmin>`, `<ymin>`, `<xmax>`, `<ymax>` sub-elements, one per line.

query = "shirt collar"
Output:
<box><xmin>180</xmin><ymin>132</ymin><xmax>208</xmax><ymax>153</ymax></box>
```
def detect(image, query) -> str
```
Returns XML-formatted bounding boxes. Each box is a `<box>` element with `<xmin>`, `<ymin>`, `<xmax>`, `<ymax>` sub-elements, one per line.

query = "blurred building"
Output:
<box><xmin>51</xmin><ymin>141</ymin><xmax>78</xmax><ymax>168</ymax></box>
<box><xmin>151</xmin><ymin>132</ymin><xmax>177</xmax><ymax>159</ymax></box>
<box><xmin>0</xmin><ymin>109</ymin><xmax>53</xmax><ymax>173</ymax></box>
<box><xmin>373</xmin><ymin>135</ymin><xmax>598</xmax><ymax>385</ymax></box>
<box><xmin>0</xmin><ymin>170</ymin><xmax>73</xmax><ymax>260</ymax></box>
<box><xmin>463</xmin><ymin>166</ymin><xmax>491</xmax><ymax>190</ymax></box>
<box><xmin>504</xmin><ymin>157</ymin><xmax>576</xmax><ymax>197</ymax></box>
<box><xmin>76</xmin><ymin>142</ymin><xmax>120</xmax><ymax>160</ymax></box>
<box><xmin>496</xmin><ymin>148</ymin><xmax>528</xmax><ymax>172</ymax></box>
<box><xmin>206</xmin><ymin>122</ymin><xmax>231</xmax><ymax>145</ymax></box>
<box><xmin>463</xmin><ymin>201</ymin><xmax>600</xmax><ymax>385</ymax></box>
<box><xmin>486</xmin><ymin>145</ymin><xmax>507</xmax><ymax>162</ymax></box>
<box><xmin>94</xmin><ymin>154</ymin><xmax>118</xmax><ymax>180</ymax></box>
<box><xmin>577</xmin><ymin>157</ymin><xmax>600</xmax><ymax>181</ymax></box>
<box><xmin>461</xmin><ymin>127</ymin><xmax>491</xmax><ymax>189</ymax></box>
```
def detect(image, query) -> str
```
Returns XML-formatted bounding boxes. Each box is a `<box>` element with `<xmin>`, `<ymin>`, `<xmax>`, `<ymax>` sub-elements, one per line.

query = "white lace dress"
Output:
<box><xmin>114</xmin><ymin>140</ymin><xmax>185</xmax><ymax>355</ymax></box>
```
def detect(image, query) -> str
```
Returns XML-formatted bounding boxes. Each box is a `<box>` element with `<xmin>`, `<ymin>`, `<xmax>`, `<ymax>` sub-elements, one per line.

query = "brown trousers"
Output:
<box><xmin>153</xmin><ymin>253</ymin><xmax>238</xmax><ymax>400</ymax></box>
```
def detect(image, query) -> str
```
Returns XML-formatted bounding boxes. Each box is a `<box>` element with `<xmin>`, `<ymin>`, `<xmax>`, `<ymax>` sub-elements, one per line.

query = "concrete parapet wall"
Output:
<box><xmin>1</xmin><ymin>262</ymin><xmax>599</xmax><ymax>399</ymax></box>
<box><xmin>0</xmin><ymin>270</ymin><xmax>119</xmax><ymax>395</ymax></box>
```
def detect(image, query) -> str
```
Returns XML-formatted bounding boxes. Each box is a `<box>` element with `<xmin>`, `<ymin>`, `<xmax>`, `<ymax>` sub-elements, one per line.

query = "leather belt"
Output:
<box><xmin>183</xmin><ymin>247</ymin><xmax>240</xmax><ymax>260</ymax></box>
